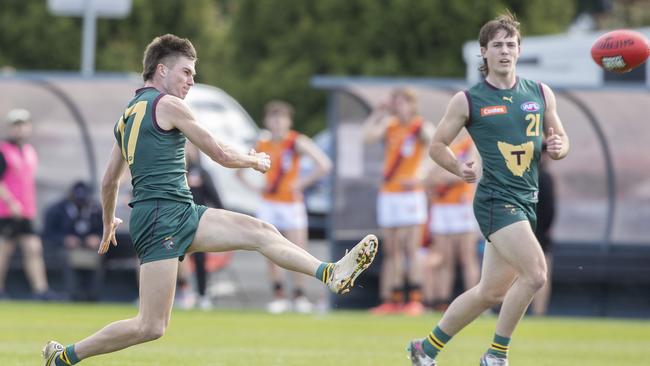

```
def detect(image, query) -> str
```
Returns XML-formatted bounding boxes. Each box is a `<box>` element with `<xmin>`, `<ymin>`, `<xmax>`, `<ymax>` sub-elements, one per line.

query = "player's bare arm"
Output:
<box><xmin>361</xmin><ymin>104</ymin><xmax>390</xmax><ymax>144</ymax></box>
<box><xmin>429</xmin><ymin>92</ymin><xmax>478</xmax><ymax>183</ymax></box>
<box><xmin>541</xmin><ymin>83</ymin><xmax>570</xmax><ymax>160</ymax></box>
<box><xmin>293</xmin><ymin>134</ymin><xmax>332</xmax><ymax>192</ymax></box>
<box><xmin>157</xmin><ymin>95</ymin><xmax>270</xmax><ymax>173</ymax></box>
<box><xmin>98</xmin><ymin>143</ymin><xmax>127</xmax><ymax>254</ymax></box>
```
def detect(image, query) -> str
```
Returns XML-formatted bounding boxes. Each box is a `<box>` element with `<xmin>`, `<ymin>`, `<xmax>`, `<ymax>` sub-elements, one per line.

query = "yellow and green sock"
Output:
<box><xmin>316</xmin><ymin>262</ymin><xmax>335</xmax><ymax>284</ymax></box>
<box><xmin>487</xmin><ymin>334</ymin><xmax>510</xmax><ymax>359</ymax></box>
<box><xmin>422</xmin><ymin>326</ymin><xmax>452</xmax><ymax>359</ymax></box>
<box><xmin>55</xmin><ymin>345</ymin><xmax>80</xmax><ymax>365</ymax></box>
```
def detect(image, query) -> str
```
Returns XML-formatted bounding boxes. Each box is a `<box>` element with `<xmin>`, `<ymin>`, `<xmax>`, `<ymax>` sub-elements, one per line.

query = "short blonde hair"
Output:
<box><xmin>391</xmin><ymin>87</ymin><xmax>418</xmax><ymax>114</ymax></box>
<box><xmin>391</xmin><ymin>88</ymin><xmax>417</xmax><ymax>105</ymax></box>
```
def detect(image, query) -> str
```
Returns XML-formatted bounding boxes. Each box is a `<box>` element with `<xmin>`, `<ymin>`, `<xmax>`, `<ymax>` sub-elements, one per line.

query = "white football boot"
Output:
<box><xmin>480</xmin><ymin>353</ymin><xmax>509</xmax><ymax>366</ymax></box>
<box><xmin>406</xmin><ymin>339</ymin><xmax>437</xmax><ymax>366</ymax></box>
<box><xmin>327</xmin><ymin>234</ymin><xmax>378</xmax><ymax>294</ymax></box>
<box><xmin>42</xmin><ymin>341</ymin><xmax>64</xmax><ymax>366</ymax></box>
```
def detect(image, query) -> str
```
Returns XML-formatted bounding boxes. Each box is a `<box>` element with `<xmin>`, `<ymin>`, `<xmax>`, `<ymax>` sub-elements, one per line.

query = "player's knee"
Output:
<box><xmin>526</xmin><ymin>269</ymin><xmax>547</xmax><ymax>291</ymax></box>
<box><xmin>253</xmin><ymin>220</ymin><xmax>282</xmax><ymax>244</ymax></box>
<box><xmin>476</xmin><ymin>286</ymin><xmax>506</xmax><ymax>305</ymax></box>
<box><xmin>261</xmin><ymin>220</ymin><xmax>281</xmax><ymax>236</ymax></box>
<box><xmin>139</xmin><ymin>322</ymin><xmax>166</xmax><ymax>342</ymax></box>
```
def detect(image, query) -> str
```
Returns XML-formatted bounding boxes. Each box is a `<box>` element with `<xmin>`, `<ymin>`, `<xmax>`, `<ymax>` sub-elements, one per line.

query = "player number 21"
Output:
<box><xmin>525</xmin><ymin>113</ymin><xmax>540</xmax><ymax>136</ymax></box>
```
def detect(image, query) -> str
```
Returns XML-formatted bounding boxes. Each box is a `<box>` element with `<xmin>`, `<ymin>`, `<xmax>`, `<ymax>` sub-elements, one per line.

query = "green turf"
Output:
<box><xmin>2</xmin><ymin>302</ymin><xmax>649</xmax><ymax>366</ymax></box>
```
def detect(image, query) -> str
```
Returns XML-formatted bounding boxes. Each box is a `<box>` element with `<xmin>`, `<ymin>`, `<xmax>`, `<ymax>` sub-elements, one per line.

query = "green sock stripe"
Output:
<box><xmin>433</xmin><ymin>326</ymin><xmax>452</xmax><ymax>343</ymax></box>
<box><xmin>65</xmin><ymin>344</ymin><xmax>80</xmax><ymax>364</ymax></box>
<box><xmin>316</xmin><ymin>263</ymin><xmax>327</xmax><ymax>282</ymax></box>
<box><xmin>422</xmin><ymin>337</ymin><xmax>441</xmax><ymax>359</ymax></box>
<box><xmin>421</xmin><ymin>326</ymin><xmax>452</xmax><ymax>359</ymax></box>
<box><xmin>493</xmin><ymin>334</ymin><xmax>511</xmax><ymax>347</ymax></box>
<box><xmin>488</xmin><ymin>334</ymin><xmax>510</xmax><ymax>358</ymax></box>
<box><xmin>55</xmin><ymin>353</ymin><xmax>71</xmax><ymax>366</ymax></box>
<box><xmin>316</xmin><ymin>263</ymin><xmax>335</xmax><ymax>283</ymax></box>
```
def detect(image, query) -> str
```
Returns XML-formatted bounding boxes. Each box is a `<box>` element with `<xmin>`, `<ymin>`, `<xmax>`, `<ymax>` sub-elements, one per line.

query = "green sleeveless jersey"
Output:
<box><xmin>465</xmin><ymin>77</ymin><xmax>545</xmax><ymax>204</ymax></box>
<box><xmin>114</xmin><ymin>87</ymin><xmax>193</xmax><ymax>206</ymax></box>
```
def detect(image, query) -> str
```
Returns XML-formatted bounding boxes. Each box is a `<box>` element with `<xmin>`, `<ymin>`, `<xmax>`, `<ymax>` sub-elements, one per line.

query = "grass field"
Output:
<box><xmin>2</xmin><ymin>302</ymin><xmax>649</xmax><ymax>366</ymax></box>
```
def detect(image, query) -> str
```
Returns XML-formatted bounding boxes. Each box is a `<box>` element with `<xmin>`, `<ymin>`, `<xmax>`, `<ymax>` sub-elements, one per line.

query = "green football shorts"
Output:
<box><xmin>129</xmin><ymin>200</ymin><xmax>208</xmax><ymax>264</ymax></box>
<box><xmin>472</xmin><ymin>188</ymin><xmax>537</xmax><ymax>241</ymax></box>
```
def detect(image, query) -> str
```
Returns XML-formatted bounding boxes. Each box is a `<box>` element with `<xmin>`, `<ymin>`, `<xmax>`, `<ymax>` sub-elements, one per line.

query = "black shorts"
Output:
<box><xmin>0</xmin><ymin>218</ymin><xmax>35</xmax><ymax>239</ymax></box>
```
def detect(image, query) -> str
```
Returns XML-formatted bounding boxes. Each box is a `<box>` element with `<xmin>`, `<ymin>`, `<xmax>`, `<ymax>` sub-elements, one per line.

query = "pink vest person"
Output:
<box><xmin>0</xmin><ymin>142</ymin><xmax>38</xmax><ymax>219</ymax></box>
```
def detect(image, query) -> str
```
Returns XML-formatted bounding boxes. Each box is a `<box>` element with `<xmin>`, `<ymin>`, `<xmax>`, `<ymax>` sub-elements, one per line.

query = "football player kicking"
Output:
<box><xmin>42</xmin><ymin>34</ymin><xmax>378</xmax><ymax>366</ymax></box>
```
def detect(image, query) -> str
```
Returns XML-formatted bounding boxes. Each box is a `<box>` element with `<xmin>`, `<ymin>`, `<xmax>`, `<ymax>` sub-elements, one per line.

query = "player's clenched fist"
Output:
<box><xmin>249</xmin><ymin>148</ymin><xmax>271</xmax><ymax>173</ymax></box>
<box><xmin>545</xmin><ymin>127</ymin><xmax>563</xmax><ymax>159</ymax></box>
<box><xmin>460</xmin><ymin>161</ymin><xmax>479</xmax><ymax>183</ymax></box>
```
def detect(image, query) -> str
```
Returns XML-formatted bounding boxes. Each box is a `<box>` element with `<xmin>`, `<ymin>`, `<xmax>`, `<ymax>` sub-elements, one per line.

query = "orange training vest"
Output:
<box><xmin>381</xmin><ymin>117</ymin><xmax>425</xmax><ymax>193</ymax></box>
<box><xmin>256</xmin><ymin>131</ymin><xmax>302</xmax><ymax>202</ymax></box>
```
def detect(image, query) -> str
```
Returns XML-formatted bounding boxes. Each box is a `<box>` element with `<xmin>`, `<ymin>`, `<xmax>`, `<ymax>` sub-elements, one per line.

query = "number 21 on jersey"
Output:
<box><xmin>116</xmin><ymin>101</ymin><xmax>147</xmax><ymax>165</ymax></box>
<box><xmin>525</xmin><ymin>113</ymin><xmax>541</xmax><ymax>136</ymax></box>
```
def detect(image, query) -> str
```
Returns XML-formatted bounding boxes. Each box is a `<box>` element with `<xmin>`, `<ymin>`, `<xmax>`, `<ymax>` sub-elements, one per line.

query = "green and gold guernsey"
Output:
<box><xmin>465</xmin><ymin>77</ymin><xmax>545</xmax><ymax>204</ymax></box>
<box><xmin>114</xmin><ymin>87</ymin><xmax>193</xmax><ymax>206</ymax></box>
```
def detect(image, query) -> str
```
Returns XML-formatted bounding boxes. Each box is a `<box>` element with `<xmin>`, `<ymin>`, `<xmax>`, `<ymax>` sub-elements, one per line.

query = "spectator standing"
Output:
<box><xmin>0</xmin><ymin>109</ymin><xmax>53</xmax><ymax>300</ymax></box>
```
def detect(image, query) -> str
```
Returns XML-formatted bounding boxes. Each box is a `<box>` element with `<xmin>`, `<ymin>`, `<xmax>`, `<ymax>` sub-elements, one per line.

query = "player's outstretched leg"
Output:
<box><xmin>406</xmin><ymin>339</ymin><xmax>437</xmax><ymax>366</ymax></box>
<box><xmin>324</xmin><ymin>234</ymin><xmax>378</xmax><ymax>294</ymax></box>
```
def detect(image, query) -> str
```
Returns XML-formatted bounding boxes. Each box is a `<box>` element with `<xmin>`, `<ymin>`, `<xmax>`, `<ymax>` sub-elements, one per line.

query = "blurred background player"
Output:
<box><xmin>363</xmin><ymin>88</ymin><xmax>434</xmax><ymax>316</ymax></box>
<box><xmin>424</xmin><ymin>134</ymin><xmax>480</xmax><ymax>311</ymax></box>
<box><xmin>175</xmin><ymin>142</ymin><xmax>225</xmax><ymax>310</ymax></box>
<box><xmin>531</xmin><ymin>143</ymin><xmax>556</xmax><ymax>316</ymax></box>
<box><xmin>42</xmin><ymin>181</ymin><xmax>103</xmax><ymax>302</ymax></box>
<box><xmin>0</xmin><ymin>108</ymin><xmax>55</xmax><ymax>300</ymax></box>
<box><xmin>238</xmin><ymin>100</ymin><xmax>332</xmax><ymax>313</ymax></box>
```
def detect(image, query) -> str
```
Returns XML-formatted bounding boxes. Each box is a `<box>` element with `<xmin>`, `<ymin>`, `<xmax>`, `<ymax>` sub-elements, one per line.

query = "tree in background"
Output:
<box><xmin>9</xmin><ymin>0</ymin><xmax>649</xmax><ymax>135</ymax></box>
<box><xmin>0</xmin><ymin>1</ymin><xmax>80</xmax><ymax>70</ymax></box>
<box><xmin>0</xmin><ymin>1</ymin><xmax>228</xmax><ymax>76</ymax></box>
<box><xmin>220</xmin><ymin>0</ymin><xmax>576</xmax><ymax>134</ymax></box>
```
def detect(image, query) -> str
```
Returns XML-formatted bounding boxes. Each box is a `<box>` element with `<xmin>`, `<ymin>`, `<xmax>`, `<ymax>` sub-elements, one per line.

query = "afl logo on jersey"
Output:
<box><xmin>520</xmin><ymin>101</ymin><xmax>540</xmax><ymax>112</ymax></box>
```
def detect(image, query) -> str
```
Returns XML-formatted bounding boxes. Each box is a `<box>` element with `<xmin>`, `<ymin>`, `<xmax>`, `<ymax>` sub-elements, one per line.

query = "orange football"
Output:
<box><xmin>591</xmin><ymin>29</ymin><xmax>650</xmax><ymax>73</ymax></box>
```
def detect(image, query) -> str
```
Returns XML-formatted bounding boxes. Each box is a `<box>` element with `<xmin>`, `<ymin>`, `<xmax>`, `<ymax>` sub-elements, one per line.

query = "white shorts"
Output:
<box><xmin>256</xmin><ymin>199</ymin><xmax>308</xmax><ymax>231</ymax></box>
<box><xmin>377</xmin><ymin>191</ymin><xmax>428</xmax><ymax>228</ymax></box>
<box><xmin>429</xmin><ymin>203</ymin><xmax>477</xmax><ymax>235</ymax></box>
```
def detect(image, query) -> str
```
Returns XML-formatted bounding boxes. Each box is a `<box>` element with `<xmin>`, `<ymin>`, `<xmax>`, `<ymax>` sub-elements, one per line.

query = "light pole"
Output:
<box><xmin>47</xmin><ymin>0</ymin><xmax>132</xmax><ymax>77</ymax></box>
